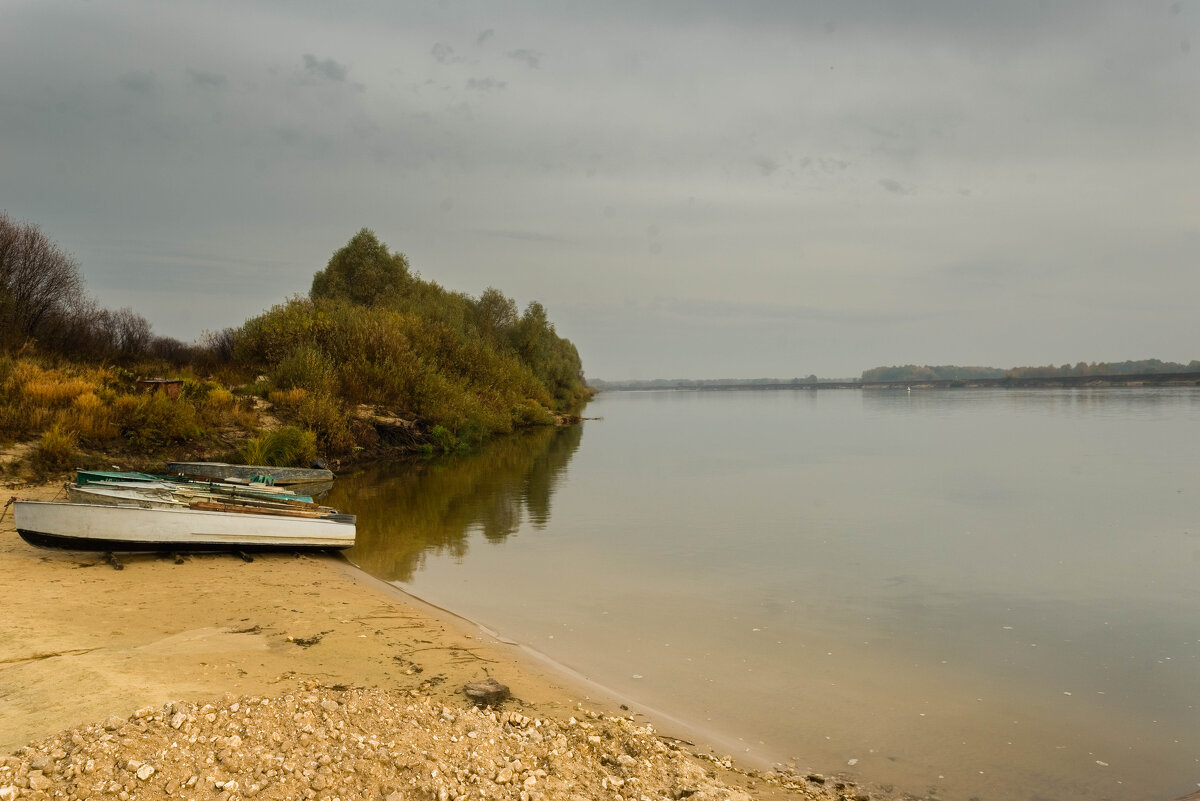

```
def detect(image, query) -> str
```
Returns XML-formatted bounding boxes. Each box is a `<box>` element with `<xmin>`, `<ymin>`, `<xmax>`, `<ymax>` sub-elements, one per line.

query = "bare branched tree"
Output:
<box><xmin>110</xmin><ymin>307</ymin><xmax>152</xmax><ymax>358</ymax></box>
<box><xmin>203</xmin><ymin>327</ymin><xmax>237</xmax><ymax>364</ymax></box>
<box><xmin>150</xmin><ymin>335</ymin><xmax>200</xmax><ymax>364</ymax></box>
<box><xmin>0</xmin><ymin>212</ymin><xmax>86</xmax><ymax>347</ymax></box>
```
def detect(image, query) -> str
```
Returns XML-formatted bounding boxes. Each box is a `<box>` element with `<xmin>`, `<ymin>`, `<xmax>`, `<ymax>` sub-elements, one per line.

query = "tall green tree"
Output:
<box><xmin>310</xmin><ymin>228</ymin><xmax>412</xmax><ymax>306</ymax></box>
<box><xmin>474</xmin><ymin>286</ymin><xmax>518</xmax><ymax>345</ymax></box>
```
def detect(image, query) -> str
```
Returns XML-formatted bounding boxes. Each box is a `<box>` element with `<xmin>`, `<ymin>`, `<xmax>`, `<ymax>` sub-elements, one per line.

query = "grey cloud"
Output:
<box><xmin>652</xmin><ymin>297</ymin><xmax>917</xmax><ymax>325</ymax></box>
<box><xmin>302</xmin><ymin>54</ymin><xmax>348</xmax><ymax>82</ymax></box>
<box><xmin>186</xmin><ymin>68</ymin><xmax>228</xmax><ymax>90</ymax></box>
<box><xmin>274</xmin><ymin>126</ymin><xmax>305</xmax><ymax>148</ymax></box>
<box><xmin>475</xmin><ymin>228</ymin><xmax>567</xmax><ymax>244</ymax></box>
<box><xmin>467</xmin><ymin>77</ymin><xmax>506</xmax><ymax>92</ymax></box>
<box><xmin>549</xmin><ymin>0</ymin><xmax>1127</xmax><ymax>49</ymax></box>
<box><xmin>477</xmin><ymin>29</ymin><xmax>494</xmax><ymax>46</ymax></box>
<box><xmin>866</xmin><ymin>124</ymin><xmax>923</xmax><ymax>164</ymax></box>
<box><xmin>798</xmin><ymin>157</ymin><xmax>851</xmax><ymax>175</ymax></box>
<box><xmin>753</xmin><ymin>156</ymin><xmax>779</xmax><ymax>176</ymax></box>
<box><xmin>119</xmin><ymin>71</ymin><xmax>156</xmax><ymax>94</ymax></box>
<box><xmin>879</xmin><ymin>178</ymin><xmax>913</xmax><ymax>195</ymax></box>
<box><xmin>934</xmin><ymin>258</ymin><xmax>1016</xmax><ymax>291</ymax></box>
<box><xmin>239</xmin><ymin>0</ymin><xmax>1122</xmax><ymax>42</ymax></box>
<box><xmin>431</xmin><ymin>43</ymin><xmax>460</xmax><ymax>64</ymax></box>
<box><xmin>507</xmin><ymin>49</ymin><xmax>542</xmax><ymax>69</ymax></box>
<box><xmin>90</xmin><ymin>238</ymin><xmax>294</xmax><ymax>290</ymax></box>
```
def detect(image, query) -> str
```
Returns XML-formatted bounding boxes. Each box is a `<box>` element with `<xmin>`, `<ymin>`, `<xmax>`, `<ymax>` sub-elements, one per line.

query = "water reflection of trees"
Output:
<box><xmin>327</xmin><ymin>424</ymin><xmax>583</xmax><ymax>581</ymax></box>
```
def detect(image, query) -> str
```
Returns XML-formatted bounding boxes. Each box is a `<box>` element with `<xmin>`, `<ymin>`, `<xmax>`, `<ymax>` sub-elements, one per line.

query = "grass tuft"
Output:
<box><xmin>267</xmin><ymin>388</ymin><xmax>308</xmax><ymax>408</ymax></box>
<box><xmin>237</xmin><ymin>426</ymin><xmax>318</xmax><ymax>467</ymax></box>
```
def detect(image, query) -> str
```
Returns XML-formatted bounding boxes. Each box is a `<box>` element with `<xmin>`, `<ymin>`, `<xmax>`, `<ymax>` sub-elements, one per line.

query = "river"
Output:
<box><xmin>326</xmin><ymin>387</ymin><xmax>1200</xmax><ymax>801</ymax></box>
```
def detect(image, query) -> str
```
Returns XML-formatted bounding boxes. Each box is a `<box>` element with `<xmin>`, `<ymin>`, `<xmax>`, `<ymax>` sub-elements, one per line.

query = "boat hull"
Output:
<box><xmin>14</xmin><ymin>500</ymin><xmax>354</xmax><ymax>552</ymax></box>
<box><xmin>164</xmin><ymin>461</ymin><xmax>334</xmax><ymax>486</ymax></box>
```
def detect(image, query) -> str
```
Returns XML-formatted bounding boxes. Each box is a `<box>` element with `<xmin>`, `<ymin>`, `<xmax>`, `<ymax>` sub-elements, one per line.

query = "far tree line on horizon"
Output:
<box><xmin>591</xmin><ymin>357</ymin><xmax>1200</xmax><ymax>391</ymax></box>
<box><xmin>859</xmin><ymin>360</ymin><xmax>1200</xmax><ymax>383</ymax></box>
<box><xmin>0</xmin><ymin>213</ymin><xmax>589</xmax><ymax>469</ymax></box>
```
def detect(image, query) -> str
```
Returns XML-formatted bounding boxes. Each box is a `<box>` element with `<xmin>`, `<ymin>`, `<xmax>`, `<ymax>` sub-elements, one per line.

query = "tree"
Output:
<box><xmin>474</xmin><ymin>287</ymin><xmax>518</xmax><ymax>344</ymax></box>
<box><xmin>0</xmin><ymin>212</ymin><xmax>86</xmax><ymax>347</ymax></box>
<box><xmin>510</xmin><ymin>301</ymin><xmax>587</xmax><ymax>406</ymax></box>
<box><xmin>310</xmin><ymin>228</ymin><xmax>412</xmax><ymax>306</ymax></box>
<box><xmin>203</xmin><ymin>327</ymin><xmax>238</xmax><ymax>363</ymax></box>
<box><xmin>108</xmin><ymin>307</ymin><xmax>153</xmax><ymax>359</ymax></box>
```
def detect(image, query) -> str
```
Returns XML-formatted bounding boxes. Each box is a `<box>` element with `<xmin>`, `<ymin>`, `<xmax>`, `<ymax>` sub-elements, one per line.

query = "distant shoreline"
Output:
<box><xmin>596</xmin><ymin>371</ymin><xmax>1200</xmax><ymax>392</ymax></box>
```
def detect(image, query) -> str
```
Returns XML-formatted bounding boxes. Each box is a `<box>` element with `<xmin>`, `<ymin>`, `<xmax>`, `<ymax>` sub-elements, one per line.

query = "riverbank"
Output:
<box><xmin>0</xmin><ymin>483</ymin><xmax>867</xmax><ymax>801</ymax></box>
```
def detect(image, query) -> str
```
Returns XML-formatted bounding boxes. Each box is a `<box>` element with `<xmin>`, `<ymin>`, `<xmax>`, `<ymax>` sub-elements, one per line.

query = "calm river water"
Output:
<box><xmin>328</xmin><ymin>388</ymin><xmax>1200</xmax><ymax>801</ymax></box>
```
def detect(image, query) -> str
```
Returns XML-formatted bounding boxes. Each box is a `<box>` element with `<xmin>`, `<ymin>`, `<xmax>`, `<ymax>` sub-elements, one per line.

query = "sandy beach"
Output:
<box><xmin>0</xmin><ymin>483</ymin><xmax>866</xmax><ymax>801</ymax></box>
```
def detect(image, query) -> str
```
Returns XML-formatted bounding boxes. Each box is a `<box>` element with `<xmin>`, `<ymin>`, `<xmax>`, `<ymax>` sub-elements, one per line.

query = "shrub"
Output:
<box><xmin>179</xmin><ymin>378</ymin><xmax>222</xmax><ymax>403</ymax></box>
<box><xmin>195</xmin><ymin>387</ymin><xmax>239</xmax><ymax>429</ymax></box>
<box><xmin>274</xmin><ymin>343</ymin><xmax>338</xmax><ymax>395</ymax></box>
<box><xmin>295</xmin><ymin>392</ymin><xmax>356</xmax><ymax>455</ymax></box>
<box><xmin>429</xmin><ymin>425</ymin><xmax>463</xmax><ymax>454</ymax></box>
<box><xmin>111</xmin><ymin>393</ymin><xmax>203</xmax><ymax>449</ymax></box>
<box><xmin>32</xmin><ymin>424</ymin><xmax>77</xmax><ymax>473</ymax></box>
<box><xmin>238</xmin><ymin>426</ymin><xmax>318</xmax><ymax>467</ymax></box>
<box><xmin>512</xmin><ymin>400</ymin><xmax>555</xmax><ymax>427</ymax></box>
<box><xmin>205</xmin><ymin>387</ymin><xmax>235</xmax><ymax>408</ymax></box>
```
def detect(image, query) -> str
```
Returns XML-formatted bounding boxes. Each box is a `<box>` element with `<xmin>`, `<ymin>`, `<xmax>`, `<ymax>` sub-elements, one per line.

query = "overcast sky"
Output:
<box><xmin>2</xmin><ymin>1</ymin><xmax>1197</xmax><ymax>379</ymax></box>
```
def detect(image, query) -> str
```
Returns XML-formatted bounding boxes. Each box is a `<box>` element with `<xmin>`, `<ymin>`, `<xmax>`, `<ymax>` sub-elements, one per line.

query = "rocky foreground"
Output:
<box><xmin>0</xmin><ymin>683</ymin><xmax>868</xmax><ymax>801</ymax></box>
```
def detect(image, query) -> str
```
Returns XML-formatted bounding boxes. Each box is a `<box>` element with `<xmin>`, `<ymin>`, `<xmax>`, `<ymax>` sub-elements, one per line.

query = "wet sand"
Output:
<box><xmin>0</xmin><ymin>483</ymin><xmax>861</xmax><ymax>800</ymax></box>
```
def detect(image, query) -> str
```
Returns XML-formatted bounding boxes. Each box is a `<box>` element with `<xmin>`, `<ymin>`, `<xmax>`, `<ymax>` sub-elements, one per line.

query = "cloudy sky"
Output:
<box><xmin>2</xmin><ymin>1</ymin><xmax>1196</xmax><ymax>379</ymax></box>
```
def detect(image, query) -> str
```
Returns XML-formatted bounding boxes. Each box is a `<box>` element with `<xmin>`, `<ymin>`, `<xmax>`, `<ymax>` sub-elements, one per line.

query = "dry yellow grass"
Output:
<box><xmin>205</xmin><ymin>387</ymin><xmax>235</xmax><ymax>408</ymax></box>
<box><xmin>72</xmin><ymin>392</ymin><xmax>104</xmax><ymax>411</ymax></box>
<box><xmin>20</xmin><ymin>376</ymin><xmax>95</xmax><ymax>407</ymax></box>
<box><xmin>268</xmin><ymin>387</ymin><xmax>308</xmax><ymax>408</ymax></box>
<box><xmin>229</xmin><ymin>402</ymin><xmax>262</xmax><ymax>431</ymax></box>
<box><xmin>8</xmin><ymin>360</ymin><xmax>44</xmax><ymax>386</ymax></box>
<box><xmin>0</xmin><ymin>358</ymin><xmax>264</xmax><ymax>455</ymax></box>
<box><xmin>62</xmin><ymin>391</ymin><xmax>118</xmax><ymax>440</ymax></box>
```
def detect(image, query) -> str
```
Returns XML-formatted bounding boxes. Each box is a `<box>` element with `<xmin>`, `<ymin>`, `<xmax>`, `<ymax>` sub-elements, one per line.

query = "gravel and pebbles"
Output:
<box><xmin>0</xmin><ymin>682</ymin><xmax>866</xmax><ymax>801</ymax></box>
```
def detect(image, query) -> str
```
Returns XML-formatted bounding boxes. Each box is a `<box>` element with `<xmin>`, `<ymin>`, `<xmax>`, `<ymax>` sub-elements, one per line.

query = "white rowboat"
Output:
<box><xmin>14</xmin><ymin>500</ymin><xmax>355</xmax><ymax>552</ymax></box>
